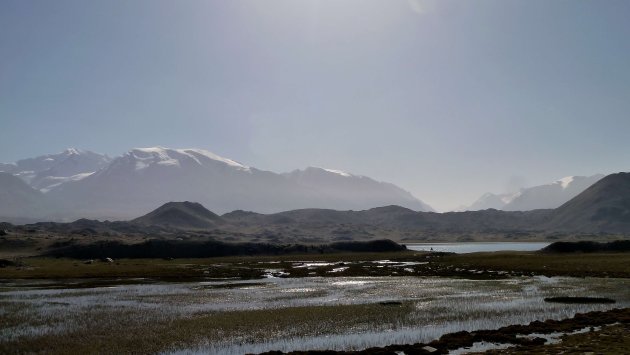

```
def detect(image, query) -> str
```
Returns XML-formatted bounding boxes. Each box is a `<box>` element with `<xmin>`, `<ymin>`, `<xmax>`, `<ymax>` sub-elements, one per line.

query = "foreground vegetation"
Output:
<box><xmin>0</xmin><ymin>301</ymin><xmax>414</xmax><ymax>354</ymax></box>
<box><xmin>3</xmin><ymin>274</ymin><xmax>629</xmax><ymax>354</ymax></box>
<box><xmin>256</xmin><ymin>308</ymin><xmax>630</xmax><ymax>355</ymax></box>
<box><xmin>2</xmin><ymin>247</ymin><xmax>630</xmax><ymax>354</ymax></box>
<box><xmin>2</xmin><ymin>250</ymin><xmax>630</xmax><ymax>280</ymax></box>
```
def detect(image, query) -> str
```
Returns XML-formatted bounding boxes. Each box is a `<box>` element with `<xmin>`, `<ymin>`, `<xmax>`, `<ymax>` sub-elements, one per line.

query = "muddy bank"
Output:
<box><xmin>258</xmin><ymin>308</ymin><xmax>630</xmax><ymax>355</ymax></box>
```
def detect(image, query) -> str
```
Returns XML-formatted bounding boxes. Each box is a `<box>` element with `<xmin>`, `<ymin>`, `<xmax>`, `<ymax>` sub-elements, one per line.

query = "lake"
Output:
<box><xmin>405</xmin><ymin>242</ymin><xmax>551</xmax><ymax>253</ymax></box>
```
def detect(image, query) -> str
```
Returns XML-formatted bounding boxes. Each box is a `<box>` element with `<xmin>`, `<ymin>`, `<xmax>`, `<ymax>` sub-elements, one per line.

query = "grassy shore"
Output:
<box><xmin>439</xmin><ymin>251</ymin><xmax>630</xmax><ymax>278</ymax></box>
<box><xmin>0</xmin><ymin>302</ymin><xmax>415</xmax><ymax>354</ymax></box>
<box><xmin>2</xmin><ymin>251</ymin><xmax>630</xmax><ymax>281</ymax></box>
<box><xmin>2</xmin><ymin>251</ymin><xmax>630</xmax><ymax>354</ymax></box>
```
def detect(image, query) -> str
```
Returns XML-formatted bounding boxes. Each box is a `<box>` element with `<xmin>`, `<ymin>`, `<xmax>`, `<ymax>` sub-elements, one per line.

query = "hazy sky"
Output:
<box><xmin>2</xmin><ymin>0</ymin><xmax>630</xmax><ymax>211</ymax></box>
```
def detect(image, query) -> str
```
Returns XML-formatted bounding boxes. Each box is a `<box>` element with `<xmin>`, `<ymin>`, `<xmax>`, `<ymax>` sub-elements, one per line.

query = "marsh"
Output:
<box><xmin>2</xmin><ymin>275</ymin><xmax>629</xmax><ymax>354</ymax></box>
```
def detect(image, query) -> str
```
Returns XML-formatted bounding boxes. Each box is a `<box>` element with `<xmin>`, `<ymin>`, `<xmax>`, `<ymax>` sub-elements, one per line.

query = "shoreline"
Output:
<box><xmin>258</xmin><ymin>307</ymin><xmax>630</xmax><ymax>355</ymax></box>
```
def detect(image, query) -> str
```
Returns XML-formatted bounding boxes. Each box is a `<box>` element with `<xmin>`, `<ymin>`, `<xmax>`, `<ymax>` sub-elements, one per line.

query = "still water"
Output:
<box><xmin>406</xmin><ymin>242</ymin><xmax>550</xmax><ymax>253</ymax></box>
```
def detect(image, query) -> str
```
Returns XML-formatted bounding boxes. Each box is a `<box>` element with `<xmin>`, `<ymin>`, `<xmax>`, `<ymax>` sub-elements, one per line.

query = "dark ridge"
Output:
<box><xmin>132</xmin><ymin>201</ymin><xmax>223</xmax><ymax>229</ymax></box>
<box><xmin>45</xmin><ymin>239</ymin><xmax>406</xmax><ymax>259</ymax></box>
<box><xmin>328</xmin><ymin>239</ymin><xmax>406</xmax><ymax>252</ymax></box>
<box><xmin>0</xmin><ymin>259</ymin><xmax>16</xmax><ymax>267</ymax></box>
<box><xmin>542</xmin><ymin>240</ymin><xmax>630</xmax><ymax>253</ymax></box>
<box><xmin>11</xmin><ymin>169</ymin><xmax>630</xmax><ymax>236</ymax></box>
<box><xmin>544</xmin><ymin>297</ymin><xmax>615</xmax><ymax>304</ymax></box>
<box><xmin>547</xmin><ymin>172</ymin><xmax>630</xmax><ymax>232</ymax></box>
<box><xmin>29</xmin><ymin>219</ymin><xmax>169</xmax><ymax>235</ymax></box>
<box><xmin>221</xmin><ymin>210</ymin><xmax>262</xmax><ymax>219</ymax></box>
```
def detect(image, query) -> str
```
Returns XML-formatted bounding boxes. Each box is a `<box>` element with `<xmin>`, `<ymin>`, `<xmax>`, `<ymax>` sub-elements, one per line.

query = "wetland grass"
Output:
<box><xmin>2</xmin><ymin>275</ymin><xmax>630</xmax><ymax>354</ymax></box>
<box><xmin>3</xmin><ymin>251</ymin><xmax>630</xmax><ymax>353</ymax></box>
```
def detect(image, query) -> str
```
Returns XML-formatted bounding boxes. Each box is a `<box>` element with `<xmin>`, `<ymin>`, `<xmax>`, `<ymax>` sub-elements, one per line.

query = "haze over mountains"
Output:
<box><xmin>2</xmin><ymin>145</ymin><xmax>630</xmax><ymax>237</ymax></box>
<box><xmin>9</xmin><ymin>172</ymin><xmax>630</xmax><ymax>245</ymax></box>
<box><xmin>0</xmin><ymin>147</ymin><xmax>432</xmax><ymax>220</ymax></box>
<box><xmin>0</xmin><ymin>147</ymin><xmax>624</xmax><ymax>235</ymax></box>
<box><xmin>0</xmin><ymin>173</ymin><xmax>50</xmax><ymax>221</ymax></box>
<box><xmin>466</xmin><ymin>175</ymin><xmax>605</xmax><ymax>211</ymax></box>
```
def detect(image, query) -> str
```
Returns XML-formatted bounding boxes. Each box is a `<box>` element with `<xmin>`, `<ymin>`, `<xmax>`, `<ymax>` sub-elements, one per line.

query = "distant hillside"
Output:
<box><xmin>547</xmin><ymin>173</ymin><xmax>630</xmax><ymax>233</ymax></box>
<box><xmin>285</xmin><ymin>167</ymin><xmax>434</xmax><ymax>212</ymax></box>
<box><xmin>8</xmin><ymin>172</ymin><xmax>630</xmax><ymax>238</ymax></box>
<box><xmin>467</xmin><ymin>175</ymin><xmax>604</xmax><ymax>211</ymax></box>
<box><xmin>132</xmin><ymin>201</ymin><xmax>223</xmax><ymax>229</ymax></box>
<box><xmin>221</xmin><ymin>204</ymin><xmax>551</xmax><ymax>233</ymax></box>
<box><xmin>0</xmin><ymin>173</ymin><xmax>50</xmax><ymax>220</ymax></box>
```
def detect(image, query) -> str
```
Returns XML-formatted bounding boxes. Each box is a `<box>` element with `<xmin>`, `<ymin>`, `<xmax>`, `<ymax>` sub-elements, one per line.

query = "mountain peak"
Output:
<box><xmin>63</xmin><ymin>148</ymin><xmax>81</xmax><ymax>155</ymax></box>
<box><xmin>8</xmin><ymin>147</ymin><xmax>434</xmax><ymax>218</ymax></box>
<box><xmin>128</xmin><ymin>147</ymin><xmax>250</xmax><ymax>171</ymax></box>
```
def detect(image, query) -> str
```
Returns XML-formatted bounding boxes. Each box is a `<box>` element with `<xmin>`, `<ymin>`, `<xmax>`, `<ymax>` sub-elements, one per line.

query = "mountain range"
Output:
<box><xmin>4</xmin><ymin>171</ymin><xmax>630</xmax><ymax>241</ymax></box>
<box><xmin>0</xmin><ymin>147</ymin><xmax>623</xmax><ymax>232</ymax></box>
<box><xmin>113</xmin><ymin>172</ymin><xmax>630</xmax><ymax>235</ymax></box>
<box><xmin>465</xmin><ymin>174</ymin><xmax>605</xmax><ymax>211</ymax></box>
<box><xmin>0</xmin><ymin>147</ymin><xmax>432</xmax><ymax>220</ymax></box>
<box><xmin>0</xmin><ymin>148</ymin><xmax>112</xmax><ymax>193</ymax></box>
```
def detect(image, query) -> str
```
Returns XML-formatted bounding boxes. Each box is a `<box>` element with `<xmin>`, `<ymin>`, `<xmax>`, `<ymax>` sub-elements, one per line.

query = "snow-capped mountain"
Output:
<box><xmin>41</xmin><ymin>147</ymin><xmax>433</xmax><ymax>219</ymax></box>
<box><xmin>285</xmin><ymin>167</ymin><xmax>434</xmax><ymax>212</ymax></box>
<box><xmin>466</xmin><ymin>174</ymin><xmax>605</xmax><ymax>211</ymax></box>
<box><xmin>0</xmin><ymin>148</ymin><xmax>111</xmax><ymax>192</ymax></box>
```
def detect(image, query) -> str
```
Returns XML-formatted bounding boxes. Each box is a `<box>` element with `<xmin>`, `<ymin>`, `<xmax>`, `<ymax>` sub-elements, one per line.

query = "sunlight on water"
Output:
<box><xmin>2</xmin><ymin>276</ymin><xmax>629</xmax><ymax>353</ymax></box>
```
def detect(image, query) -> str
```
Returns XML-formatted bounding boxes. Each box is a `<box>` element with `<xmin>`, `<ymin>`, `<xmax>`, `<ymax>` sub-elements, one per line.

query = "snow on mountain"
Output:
<box><xmin>558</xmin><ymin>176</ymin><xmax>575</xmax><ymax>189</ymax></box>
<box><xmin>44</xmin><ymin>147</ymin><xmax>432</xmax><ymax>219</ymax></box>
<box><xmin>125</xmin><ymin>147</ymin><xmax>250</xmax><ymax>172</ymax></box>
<box><xmin>285</xmin><ymin>167</ymin><xmax>434</xmax><ymax>212</ymax></box>
<box><xmin>320</xmin><ymin>168</ymin><xmax>352</xmax><ymax>177</ymax></box>
<box><xmin>466</xmin><ymin>174</ymin><xmax>605</xmax><ymax>211</ymax></box>
<box><xmin>37</xmin><ymin>172</ymin><xmax>96</xmax><ymax>193</ymax></box>
<box><xmin>0</xmin><ymin>148</ymin><xmax>111</xmax><ymax>192</ymax></box>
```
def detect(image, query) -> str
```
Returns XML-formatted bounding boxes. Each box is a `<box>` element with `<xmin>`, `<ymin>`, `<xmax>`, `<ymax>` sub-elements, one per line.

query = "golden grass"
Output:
<box><xmin>0</xmin><ymin>251</ymin><xmax>425</xmax><ymax>280</ymax></box>
<box><xmin>3</xmin><ymin>251</ymin><xmax>630</xmax><ymax>280</ymax></box>
<box><xmin>0</xmin><ymin>302</ymin><xmax>414</xmax><ymax>354</ymax></box>
<box><xmin>438</xmin><ymin>252</ymin><xmax>630</xmax><ymax>277</ymax></box>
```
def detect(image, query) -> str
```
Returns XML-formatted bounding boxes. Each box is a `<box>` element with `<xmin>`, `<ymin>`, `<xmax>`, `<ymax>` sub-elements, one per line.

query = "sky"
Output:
<box><xmin>2</xmin><ymin>0</ymin><xmax>630</xmax><ymax>211</ymax></box>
